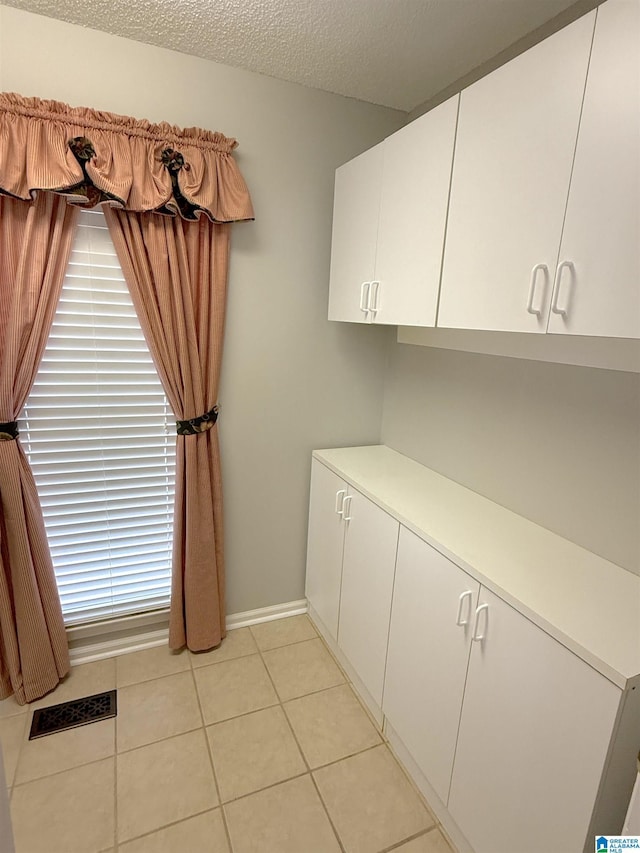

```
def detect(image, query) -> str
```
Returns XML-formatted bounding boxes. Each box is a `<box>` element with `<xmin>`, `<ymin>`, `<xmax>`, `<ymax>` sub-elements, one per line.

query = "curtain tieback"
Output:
<box><xmin>0</xmin><ymin>422</ymin><xmax>19</xmax><ymax>441</ymax></box>
<box><xmin>176</xmin><ymin>405</ymin><xmax>219</xmax><ymax>436</ymax></box>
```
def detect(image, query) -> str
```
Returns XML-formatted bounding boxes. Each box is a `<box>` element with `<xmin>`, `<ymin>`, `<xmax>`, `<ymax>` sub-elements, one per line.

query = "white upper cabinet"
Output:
<box><xmin>437</xmin><ymin>12</ymin><xmax>596</xmax><ymax>333</ymax></box>
<box><xmin>328</xmin><ymin>96</ymin><xmax>458</xmax><ymax>326</ymax></box>
<box><xmin>371</xmin><ymin>96</ymin><xmax>458</xmax><ymax>326</ymax></box>
<box><xmin>547</xmin><ymin>0</ymin><xmax>640</xmax><ymax>338</ymax></box>
<box><xmin>328</xmin><ymin>143</ymin><xmax>383</xmax><ymax>324</ymax></box>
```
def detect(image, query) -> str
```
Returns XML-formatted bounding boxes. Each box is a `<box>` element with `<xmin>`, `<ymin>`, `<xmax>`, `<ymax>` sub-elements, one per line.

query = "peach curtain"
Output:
<box><xmin>105</xmin><ymin>208</ymin><xmax>230</xmax><ymax>651</ymax></box>
<box><xmin>0</xmin><ymin>92</ymin><xmax>253</xmax><ymax>657</ymax></box>
<box><xmin>0</xmin><ymin>193</ymin><xmax>77</xmax><ymax>704</ymax></box>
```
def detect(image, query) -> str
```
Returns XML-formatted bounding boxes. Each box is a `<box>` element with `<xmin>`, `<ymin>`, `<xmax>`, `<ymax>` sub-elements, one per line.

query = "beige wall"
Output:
<box><xmin>381</xmin><ymin>342</ymin><xmax>640</xmax><ymax>575</ymax></box>
<box><xmin>0</xmin><ymin>6</ymin><xmax>403</xmax><ymax>613</ymax></box>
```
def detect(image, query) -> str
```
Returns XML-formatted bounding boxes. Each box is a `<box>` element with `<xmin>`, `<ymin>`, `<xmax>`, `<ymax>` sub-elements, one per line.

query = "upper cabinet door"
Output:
<box><xmin>437</xmin><ymin>12</ymin><xmax>596</xmax><ymax>333</ymax></box>
<box><xmin>328</xmin><ymin>143</ymin><xmax>384</xmax><ymax>323</ymax></box>
<box><xmin>547</xmin><ymin>1</ymin><xmax>640</xmax><ymax>339</ymax></box>
<box><xmin>373</xmin><ymin>95</ymin><xmax>459</xmax><ymax>327</ymax></box>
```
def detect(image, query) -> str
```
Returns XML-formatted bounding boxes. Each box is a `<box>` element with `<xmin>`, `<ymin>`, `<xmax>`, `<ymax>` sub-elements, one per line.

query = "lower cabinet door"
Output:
<box><xmin>383</xmin><ymin>527</ymin><xmax>480</xmax><ymax>804</ymax></box>
<box><xmin>305</xmin><ymin>459</ymin><xmax>347</xmax><ymax>640</ymax></box>
<box><xmin>338</xmin><ymin>488</ymin><xmax>399</xmax><ymax>707</ymax></box>
<box><xmin>448</xmin><ymin>587</ymin><xmax>621</xmax><ymax>853</ymax></box>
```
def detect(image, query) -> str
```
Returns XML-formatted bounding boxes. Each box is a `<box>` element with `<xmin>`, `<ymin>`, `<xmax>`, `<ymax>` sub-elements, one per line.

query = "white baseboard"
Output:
<box><xmin>68</xmin><ymin>599</ymin><xmax>308</xmax><ymax>666</ymax></box>
<box><xmin>226</xmin><ymin>599</ymin><xmax>307</xmax><ymax>629</ymax></box>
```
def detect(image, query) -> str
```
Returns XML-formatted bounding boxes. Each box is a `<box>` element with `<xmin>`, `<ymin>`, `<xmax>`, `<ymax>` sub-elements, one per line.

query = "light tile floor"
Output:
<box><xmin>0</xmin><ymin>614</ymin><xmax>457</xmax><ymax>853</ymax></box>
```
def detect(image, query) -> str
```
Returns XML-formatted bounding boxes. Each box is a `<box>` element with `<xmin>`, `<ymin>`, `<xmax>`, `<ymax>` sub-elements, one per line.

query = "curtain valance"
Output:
<box><xmin>0</xmin><ymin>93</ymin><xmax>254</xmax><ymax>222</ymax></box>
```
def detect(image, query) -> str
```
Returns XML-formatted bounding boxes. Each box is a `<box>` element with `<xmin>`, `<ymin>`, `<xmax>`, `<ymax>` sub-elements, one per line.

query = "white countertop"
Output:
<box><xmin>314</xmin><ymin>445</ymin><xmax>640</xmax><ymax>688</ymax></box>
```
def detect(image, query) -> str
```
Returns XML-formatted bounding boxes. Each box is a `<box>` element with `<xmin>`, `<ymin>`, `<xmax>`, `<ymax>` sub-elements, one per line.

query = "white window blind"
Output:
<box><xmin>20</xmin><ymin>207</ymin><xmax>176</xmax><ymax>626</ymax></box>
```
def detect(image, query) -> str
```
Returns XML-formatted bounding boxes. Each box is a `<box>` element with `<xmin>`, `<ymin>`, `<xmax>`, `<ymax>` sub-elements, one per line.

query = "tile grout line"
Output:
<box><xmin>195</xmin><ymin>740</ymin><xmax>387</xmax><ymax>811</ymax></box>
<box><xmin>279</xmin><ymin>686</ymin><xmax>385</xmax><ymax>770</ymax></box>
<box><xmin>9</xmin><ymin>621</ymin><xmax>454</xmax><ymax>852</ymax></box>
<box><xmin>378</xmin><ymin>826</ymin><xmax>440</xmax><ymax>853</ymax></box>
<box><xmin>382</xmin><ymin>734</ymin><xmax>441</xmax><ymax>830</ymax></box>
<box><xmin>222</xmin><ymin>769</ymin><xmax>311</xmax><ymax>808</ymax></box>
<box><xmin>115</xmin><ymin>806</ymin><xmax>222</xmax><ymax>849</ymax></box>
<box><xmin>250</xmin><ymin>625</ymin><xmax>292</xmax><ymax>707</ymax></box>
<box><xmin>311</xmin><ymin>624</ymin><xmax>388</xmax><ymax>742</ymax></box>
<box><xmin>142</xmin><ymin>631</ymin><xmax>447</xmax><ymax>849</ymax></box>
<box><xmin>11</xmin><ymin>747</ymin><xmax>116</xmax><ymax>789</ymax></box>
<box><xmin>8</xmin><ymin>708</ymin><xmax>29</xmax><ymax>794</ymax></box>
<box><xmin>252</xmin><ymin>626</ymin><xmax>312</xmax><ymax>771</ymax></box>
<box><xmin>115</xmin><ymin>660</ymin><xmax>192</xmax><ymax>690</ymax></box>
<box><xmin>12</xmin><ymin>715</ymin><xmax>203</xmax><ymax>789</ymax></box>
<box><xmin>116</xmin><ymin>721</ymin><xmax>203</xmax><ymax>758</ymax></box>
<box><xmin>116</xmin><ymin>664</ymin><xmax>192</xmax><ymax>694</ymax></box>
<box><xmin>312</xmin><ymin>642</ymin><xmax>447</xmax><ymax>846</ymax></box>
<box><xmin>251</xmin><ymin>621</ymin><xmax>348</xmax><ymax>853</ymax></box>
<box><xmin>306</xmin><ymin>618</ymin><xmax>448</xmax><ymax>850</ymax></box>
<box><xmin>308</xmin><ymin>771</ymin><xmax>349</xmax><ymax>853</ymax></box>
<box><xmin>189</xmin><ymin>653</ymin><xmax>235</xmax><ymax>853</ymax></box>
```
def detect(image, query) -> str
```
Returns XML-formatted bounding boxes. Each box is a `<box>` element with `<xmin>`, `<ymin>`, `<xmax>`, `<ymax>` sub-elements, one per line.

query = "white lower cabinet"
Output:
<box><xmin>338</xmin><ymin>488</ymin><xmax>399</xmax><ymax>708</ymax></box>
<box><xmin>306</xmin><ymin>448</ymin><xmax>640</xmax><ymax>853</ymax></box>
<box><xmin>448</xmin><ymin>587</ymin><xmax>621</xmax><ymax>853</ymax></box>
<box><xmin>384</xmin><ymin>531</ymin><xmax>625</xmax><ymax>853</ymax></box>
<box><xmin>304</xmin><ymin>458</ymin><xmax>348</xmax><ymax>640</ymax></box>
<box><xmin>383</xmin><ymin>527</ymin><xmax>480</xmax><ymax>804</ymax></box>
<box><xmin>305</xmin><ymin>457</ymin><xmax>399</xmax><ymax>710</ymax></box>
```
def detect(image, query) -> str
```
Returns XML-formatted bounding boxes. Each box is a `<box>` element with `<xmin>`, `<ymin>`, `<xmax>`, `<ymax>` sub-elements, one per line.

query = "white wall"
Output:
<box><xmin>381</xmin><ymin>343</ymin><xmax>640</xmax><ymax>575</ymax></box>
<box><xmin>0</xmin><ymin>5</ymin><xmax>403</xmax><ymax>614</ymax></box>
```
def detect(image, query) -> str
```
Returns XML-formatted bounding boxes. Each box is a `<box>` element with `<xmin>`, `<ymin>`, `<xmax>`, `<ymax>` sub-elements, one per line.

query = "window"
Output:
<box><xmin>20</xmin><ymin>208</ymin><xmax>176</xmax><ymax>626</ymax></box>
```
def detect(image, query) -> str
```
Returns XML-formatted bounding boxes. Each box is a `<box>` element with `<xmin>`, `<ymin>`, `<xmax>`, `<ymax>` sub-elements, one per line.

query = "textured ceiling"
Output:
<box><xmin>1</xmin><ymin>0</ymin><xmax>582</xmax><ymax>111</ymax></box>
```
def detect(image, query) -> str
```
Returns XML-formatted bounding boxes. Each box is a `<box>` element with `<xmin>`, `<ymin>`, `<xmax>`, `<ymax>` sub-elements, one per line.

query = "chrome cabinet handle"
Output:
<box><xmin>335</xmin><ymin>489</ymin><xmax>346</xmax><ymax>517</ymax></box>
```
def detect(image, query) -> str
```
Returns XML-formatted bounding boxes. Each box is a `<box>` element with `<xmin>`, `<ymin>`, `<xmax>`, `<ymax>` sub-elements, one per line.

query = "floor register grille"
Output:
<box><xmin>29</xmin><ymin>690</ymin><xmax>117</xmax><ymax>739</ymax></box>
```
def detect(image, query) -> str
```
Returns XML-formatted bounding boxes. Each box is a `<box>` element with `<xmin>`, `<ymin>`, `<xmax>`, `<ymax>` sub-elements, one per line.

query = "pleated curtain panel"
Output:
<box><xmin>0</xmin><ymin>92</ymin><xmax>254</xmax><ymax>703</ymax></box>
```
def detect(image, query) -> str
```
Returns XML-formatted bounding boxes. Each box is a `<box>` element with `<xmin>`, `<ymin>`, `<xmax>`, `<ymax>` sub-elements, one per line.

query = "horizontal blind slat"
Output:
<box><xmin>19</xmin><ymin>208</ymin><xmax>176</xmax><ymax>626</ymax></box>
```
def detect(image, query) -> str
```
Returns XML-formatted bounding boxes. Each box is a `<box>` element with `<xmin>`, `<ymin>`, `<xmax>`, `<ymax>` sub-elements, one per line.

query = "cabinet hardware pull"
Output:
<box><xmin>369</xmin><ymin>281</ymin><xmax>381</xmax><ymax>318</ymax></box>
<box><xmin>551</xmin><ymin>260</ymin><xmax>574</xmax><ymax>317</ymax></box>
<box><xmin>456</xmin><ymin>590</ymin><xmax>474</xmax><ymax>626</ymax></box>
<box><xmin>526</xmin><ymin>263</ymin><xmax>548</xmax><ymax>316</ymax></box>
<box><xmin>342</xmin><ymin>495</ymin><xmax>353</xmax><ymax>522</ymax></box>
<box><xmin>472</xmin><ymin>603</ymin><xmax>489</xmax><ymax>642</ymax></box>
<box><xmin>335</xmin><ymin>489</ymin><xmax>346</xmax><ymax>517</ymax></box>
<box><xmin>360</xmin><ymin>282</ymin><xmax>371</xmax><ymax>315</ymax></box>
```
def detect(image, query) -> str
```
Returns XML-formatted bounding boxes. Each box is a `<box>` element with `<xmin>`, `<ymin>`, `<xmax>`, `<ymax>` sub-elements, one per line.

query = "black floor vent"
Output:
<box><xmin>29</xmin><ymin>690</ymin><xmax>117</xmax><ymax>739</ymax></box>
